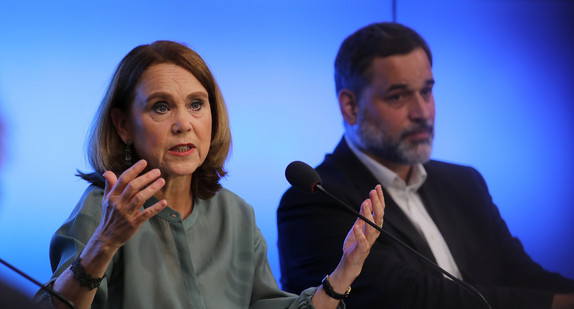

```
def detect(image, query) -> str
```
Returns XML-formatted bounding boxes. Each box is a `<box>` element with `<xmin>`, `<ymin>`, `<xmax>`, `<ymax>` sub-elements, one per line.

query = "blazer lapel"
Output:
<box><xmin>418</xmin><ymin>164</ymin><xmax>476</xmax><ymax>281</ymax></box>
<box><xmin>329</xmin><ymin>138</ymin><xmax>437</xmax><ymax>262</ymax></box>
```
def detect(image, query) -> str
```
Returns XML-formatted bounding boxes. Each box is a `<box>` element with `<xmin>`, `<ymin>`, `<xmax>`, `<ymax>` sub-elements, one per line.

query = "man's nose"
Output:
<box><xmin>409</xmin><ymin>93</ymin><xmax>433</xmax><ymax>120</ymax></box>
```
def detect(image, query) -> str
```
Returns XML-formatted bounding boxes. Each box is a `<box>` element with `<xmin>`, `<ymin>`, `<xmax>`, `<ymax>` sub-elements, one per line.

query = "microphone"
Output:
<box><xmin>285</xmin><ymin>161</ymin><xmax>492</xmax><ymax>309</ymax></box>
<box><xmin>284</xmin><ymin>161</ymin><xmax>322</xmax><ymax>192</ymax></box>
<box><xmin>0</xmin><ymin>258</ymin><xmax>77</xmax><ymax>309</ymax></box>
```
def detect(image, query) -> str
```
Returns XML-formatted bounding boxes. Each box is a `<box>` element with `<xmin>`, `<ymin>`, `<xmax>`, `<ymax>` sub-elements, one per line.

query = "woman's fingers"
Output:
<box><xmin>360</xmin><ymin>198</ymin><xmax>379</xmax><ymax>243</ymax></box>
<box><xmin>121</xmin><ymin>168</ymin><xmax>163</xmax><ymax>209</ymax></box>
<box><xmin>341</xmin><ymin>200</ymin><xmax>373</xmax><ymax>269</ymax></box>
<box><xmin>338</xmin><ymin>185</ymin><xmax>386</xmax><ymax>281</ymax></box>
<box><xmin>352</xmin><ymin>222</ymin><xmax>368</xmax><ymax>251</ymax></box>
<box><xmin>138</xmin><ymin>199</ymin><xmax>168</xmax><ymax>224</ymax></box>
<box><xmin>369</xmin><ymin>185</ymin><xmax>385</xmax><ymax>231</ymax></box>
<box><xmin>112</xmin><ymin>160</ymin><xmax>148</xmax><ymax>193</ymax></box>
<box><xmin>104</xmin><ymin>160</ymin><xmax>165</xmax><ymax>212</ymax></box>
<box><xmin>351</xmin><ymin>185</ymin><xmax>384</xmax><ymax>251</ymax></box>
<box><xmin>103</xmin><ymin>170</ymin><xmax>118</xmax><ymax>197</ymax></box>
<box><xmin>106</xmin><ymin>160</ymin><xmax>148</xmax><ymax>201</ymax></box>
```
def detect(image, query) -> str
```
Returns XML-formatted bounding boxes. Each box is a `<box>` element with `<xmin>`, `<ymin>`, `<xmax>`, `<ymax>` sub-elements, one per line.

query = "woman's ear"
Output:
<box><xmin>338</xmin><ymin>89</ymin><xmax>359</xmax><ymax>125</ymax></box>
<box><xmin>110</xmin><ymin>107</ymin><xmax>131</xmax><ymax>144</ymax></box>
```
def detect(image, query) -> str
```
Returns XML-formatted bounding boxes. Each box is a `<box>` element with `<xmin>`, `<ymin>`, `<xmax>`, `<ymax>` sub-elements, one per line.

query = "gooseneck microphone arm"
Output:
<box><xmin>314</xmin><ymin>184</ymin><xmax>491</xmax><ymax>309</ymax></box>
<box><xmin>0</xmin><ymin>258</ymin><xmax>77</xmax><ymax>309</ymax></box>
<box><xmin>285</xmin><ymin>161</ymin><xmax>492</xmax><ymax>309</ymax></box>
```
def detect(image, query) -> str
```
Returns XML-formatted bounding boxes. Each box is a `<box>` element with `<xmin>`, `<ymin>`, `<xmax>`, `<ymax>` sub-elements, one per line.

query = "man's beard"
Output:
<box><xmin>355</xmin><ymin>111</ymin><xmax>434</xmax><ymax>165</ymax></box>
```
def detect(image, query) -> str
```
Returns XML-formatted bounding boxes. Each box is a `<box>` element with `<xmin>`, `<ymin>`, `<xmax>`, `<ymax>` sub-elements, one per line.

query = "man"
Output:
<box><xmin>277</xmin><ymin>22</ymin><xmax>574</xmax><ymax>309</ymax></box>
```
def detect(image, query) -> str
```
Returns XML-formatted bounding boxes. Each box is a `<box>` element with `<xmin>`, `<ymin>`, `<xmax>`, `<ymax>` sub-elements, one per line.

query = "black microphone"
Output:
<box><xmin>0</xmin><ymin>258</ymin><xmax>76</xmax><ymax>309</ymax></box>
<box><xmin>284</xmin><ymin>161</ymin><xmax>322</xmax><ymax>192</ymax></box>
<box><xmin>285</xmin><ymin>160</ymin><xmax>492</xmax><ymax>309</ymax></box>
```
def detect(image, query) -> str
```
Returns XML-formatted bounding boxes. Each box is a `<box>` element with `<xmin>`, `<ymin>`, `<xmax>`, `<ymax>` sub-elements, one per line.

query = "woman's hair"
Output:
<box><xmin>79</xmin><ymin>40</ymin><xmax>231</xmax><ymax>200</ymax></box>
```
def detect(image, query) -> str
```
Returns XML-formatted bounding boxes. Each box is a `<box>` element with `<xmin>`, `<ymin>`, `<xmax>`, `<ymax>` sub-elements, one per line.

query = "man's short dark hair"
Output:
<box><xmin>334</xmin><ymin>22</ymin><xmax>432</xmax><ymax>97</ymax></box>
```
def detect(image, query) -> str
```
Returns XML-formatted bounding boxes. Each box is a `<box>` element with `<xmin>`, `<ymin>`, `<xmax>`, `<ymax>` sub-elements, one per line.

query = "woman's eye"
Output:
<box><xmin>190</xmin><ymin>100</ymin><xmax>205</xmax><ymax>111</ymax></box>
<box><xmin>152</xmin><ymin>102</ymin><xmax>169</xmax><ymax>114</ymax></box>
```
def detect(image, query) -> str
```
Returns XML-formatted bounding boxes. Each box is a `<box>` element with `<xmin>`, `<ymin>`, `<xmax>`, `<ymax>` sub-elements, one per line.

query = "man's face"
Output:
<box><xmin>351</xmin><ymin>47</ymin><xmax>435</xmax><ymax>165</ymax></box>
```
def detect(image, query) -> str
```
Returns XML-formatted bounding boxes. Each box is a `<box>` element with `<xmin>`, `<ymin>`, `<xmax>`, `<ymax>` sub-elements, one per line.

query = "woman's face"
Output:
<box><xmin>114</xmin><ymin>63</ymin><xmax>212</xmax><ymax>179</ymax></box>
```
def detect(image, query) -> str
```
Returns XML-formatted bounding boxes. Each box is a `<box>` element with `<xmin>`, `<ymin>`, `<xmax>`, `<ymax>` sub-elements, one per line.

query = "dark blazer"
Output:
<box><xmin>277</xmin><ymin>138</ymin><xmax>574</xmax><ymax>309</ymax></box>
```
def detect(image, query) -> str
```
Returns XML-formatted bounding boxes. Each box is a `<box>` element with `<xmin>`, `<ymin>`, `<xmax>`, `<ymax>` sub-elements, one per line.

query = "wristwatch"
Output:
<box><xmin>321</xmin><ymin>275</ymin><xmax>351</xmax><ymax>300</ymax></box>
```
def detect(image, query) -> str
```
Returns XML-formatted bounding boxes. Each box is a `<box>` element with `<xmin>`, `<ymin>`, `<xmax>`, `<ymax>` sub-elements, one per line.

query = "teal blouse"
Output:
<box><xmin>36</xmin><ymin>185</ymin><xmax>339</xmax><ymax>309</ymax></box>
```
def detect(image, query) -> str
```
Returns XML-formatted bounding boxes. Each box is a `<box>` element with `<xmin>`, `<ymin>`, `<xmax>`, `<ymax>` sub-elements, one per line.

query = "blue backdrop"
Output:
<box><xmin>0</xmin><ymin>0</ymin><xmax>572</xmax><ymax>295</ymax></box>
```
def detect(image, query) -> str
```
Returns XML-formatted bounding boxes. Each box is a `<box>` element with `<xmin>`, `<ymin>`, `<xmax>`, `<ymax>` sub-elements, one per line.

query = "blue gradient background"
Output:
<box><xmin>0</xmin><ymin>0</ymin><xmax>572</xmax><ymax>295</ymax></box>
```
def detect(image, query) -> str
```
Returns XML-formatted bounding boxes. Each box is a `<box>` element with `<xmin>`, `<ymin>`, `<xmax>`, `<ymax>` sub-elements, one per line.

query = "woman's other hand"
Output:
<box><xmin>340</xmin><ymin>184</ymin><xmax>384</xmax><ymax>275</ymax></box>
<box><xmin>311</xmin><ymin>184</ymin><xmax>385</xmax><ymax>309</ymax></box>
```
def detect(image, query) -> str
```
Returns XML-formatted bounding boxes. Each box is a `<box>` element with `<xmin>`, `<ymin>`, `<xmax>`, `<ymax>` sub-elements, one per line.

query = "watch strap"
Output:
<box><xmin>321</xmin><ymin>275</ymin><xmax>351</xmax><ymax>300</ymax></box>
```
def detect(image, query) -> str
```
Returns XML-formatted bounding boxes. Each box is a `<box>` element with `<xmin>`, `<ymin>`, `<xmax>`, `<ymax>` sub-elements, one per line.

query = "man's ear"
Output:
<box><xmin>110</xmin><ymin>107</ymin><xmax>131</xmax><ymax>144</ymax></box>
<box><xmin>338</xmin><ymin>89</ymin><xmax>359</xmax><ymax>125</ymax></box>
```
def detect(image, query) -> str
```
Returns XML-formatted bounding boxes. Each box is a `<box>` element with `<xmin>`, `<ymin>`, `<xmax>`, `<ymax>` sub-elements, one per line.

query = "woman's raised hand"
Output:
<box><xmin>51</xmin><ymin>160</ymin><xmax>168</xmax><ymax>309</ymax></box>
<box><xmin>94</xmin><ymin>160</ymin><xmax>168</xmax><ymax>250</ymax></box>
<box><xmin>340</xmin><ymin>184</ymin><xmax>385</xmax><ymax>277</ymax></box>
<box><xmin>311</xmin><ymin>185</ymin><xmax>385</xmax><ymax>309</ymax></box>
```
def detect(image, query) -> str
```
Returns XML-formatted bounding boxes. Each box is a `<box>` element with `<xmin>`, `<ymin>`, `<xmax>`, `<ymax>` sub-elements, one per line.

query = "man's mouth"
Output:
<box><xmin>402</xmin><ymin>125</ymin><xmax>434</xmax><ymax>140</ymax></box>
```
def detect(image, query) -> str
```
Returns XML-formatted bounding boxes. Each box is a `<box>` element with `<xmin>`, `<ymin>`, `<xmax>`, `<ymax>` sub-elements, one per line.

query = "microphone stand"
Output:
<box><xmin>0</xmin><ymin>258</ymin><xmax>76</xmax><ymax>309</ymax></box>
<box><xmin>315</xmin><ymin>184</ymin><xmax>493</xmax><ymax>309</ymax></box>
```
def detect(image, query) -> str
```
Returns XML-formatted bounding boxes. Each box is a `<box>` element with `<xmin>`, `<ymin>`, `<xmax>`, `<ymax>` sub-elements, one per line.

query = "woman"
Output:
<box><xmin>36</xmin><ymin>40</ymin><xmax>385</xmax><ymax>309</ymax></box>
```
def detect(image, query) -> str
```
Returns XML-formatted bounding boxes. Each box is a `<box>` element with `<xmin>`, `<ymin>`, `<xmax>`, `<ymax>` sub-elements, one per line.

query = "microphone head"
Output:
<box><xmin>285</xmin><ymin>161</ymin><xmax>322</xmax><ymax>192</ymax></box>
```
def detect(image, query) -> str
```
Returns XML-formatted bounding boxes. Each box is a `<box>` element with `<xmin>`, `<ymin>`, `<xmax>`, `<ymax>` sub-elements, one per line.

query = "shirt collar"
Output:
<box><xmin>344</xmin><ymin>134</ymin><xmax>427</xmax><ymax>190</ymax></box>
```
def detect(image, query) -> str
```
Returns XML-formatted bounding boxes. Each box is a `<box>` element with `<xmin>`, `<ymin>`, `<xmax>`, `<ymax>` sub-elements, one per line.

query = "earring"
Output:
<box><xmin>124</xmin><ymin>140</ymin><xmax>133</xmax><ymax>167</ymax></box>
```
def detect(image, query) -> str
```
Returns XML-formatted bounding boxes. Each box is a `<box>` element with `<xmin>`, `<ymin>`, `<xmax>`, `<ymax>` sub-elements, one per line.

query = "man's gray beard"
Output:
<box><xmin>355</xmin><ymin>116</ymin><xmax>433</xmax><ymax>165</ymax></box>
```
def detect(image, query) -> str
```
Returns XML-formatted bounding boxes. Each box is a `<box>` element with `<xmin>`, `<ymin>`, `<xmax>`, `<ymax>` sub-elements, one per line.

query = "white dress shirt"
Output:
<box><xmin>345</xmin><ymin>135</ymin><xmax>463</xmax><ymax>280</ymax></box>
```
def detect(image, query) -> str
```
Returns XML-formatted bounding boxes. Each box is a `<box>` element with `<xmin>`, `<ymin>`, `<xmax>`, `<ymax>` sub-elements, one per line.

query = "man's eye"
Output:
<box><xmin>152</xmin><ymin>103</ymin><xmax>169</xmax><ymax>113</ymax></box>
<box><xmin>421</xmin><ymin>87</ymin><xmax>433</xmax><ymax>95</ymax></box>
<box><xmin>387</xmin><ymin>94</ymin><xmax>403</xmax><ymax>101</ymax></box>
<box><xmin>385</xmin><ymin>92</ymin><xmax>407</xmax><ymax>103</ymax></box>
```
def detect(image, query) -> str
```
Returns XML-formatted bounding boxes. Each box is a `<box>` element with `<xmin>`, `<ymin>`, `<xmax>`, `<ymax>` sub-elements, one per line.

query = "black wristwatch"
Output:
<box><xmin>321</xmin><ymin>275</ymin><xmax>351</xmax><ymax>300</ymax></box>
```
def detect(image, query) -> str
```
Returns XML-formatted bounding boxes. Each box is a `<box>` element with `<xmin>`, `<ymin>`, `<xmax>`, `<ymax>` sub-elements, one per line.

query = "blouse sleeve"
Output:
<box><xmin>34</xmin><ymin>186</ymin><xmax>115</xmax><ymax>309</ymax></box>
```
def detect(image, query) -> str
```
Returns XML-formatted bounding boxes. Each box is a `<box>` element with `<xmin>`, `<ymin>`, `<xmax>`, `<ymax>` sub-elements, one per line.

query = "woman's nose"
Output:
<box><xmin>171</xmin><ymin>111</ymin><xmax>193</xmax><ymax>134</ymax></box>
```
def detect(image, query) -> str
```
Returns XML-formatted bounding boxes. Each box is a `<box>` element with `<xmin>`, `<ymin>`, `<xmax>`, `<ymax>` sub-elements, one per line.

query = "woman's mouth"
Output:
<box><xmin>169</xmin><ymin>144</ymin><xmax>195</xmax><ymax>155</ymax></box>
